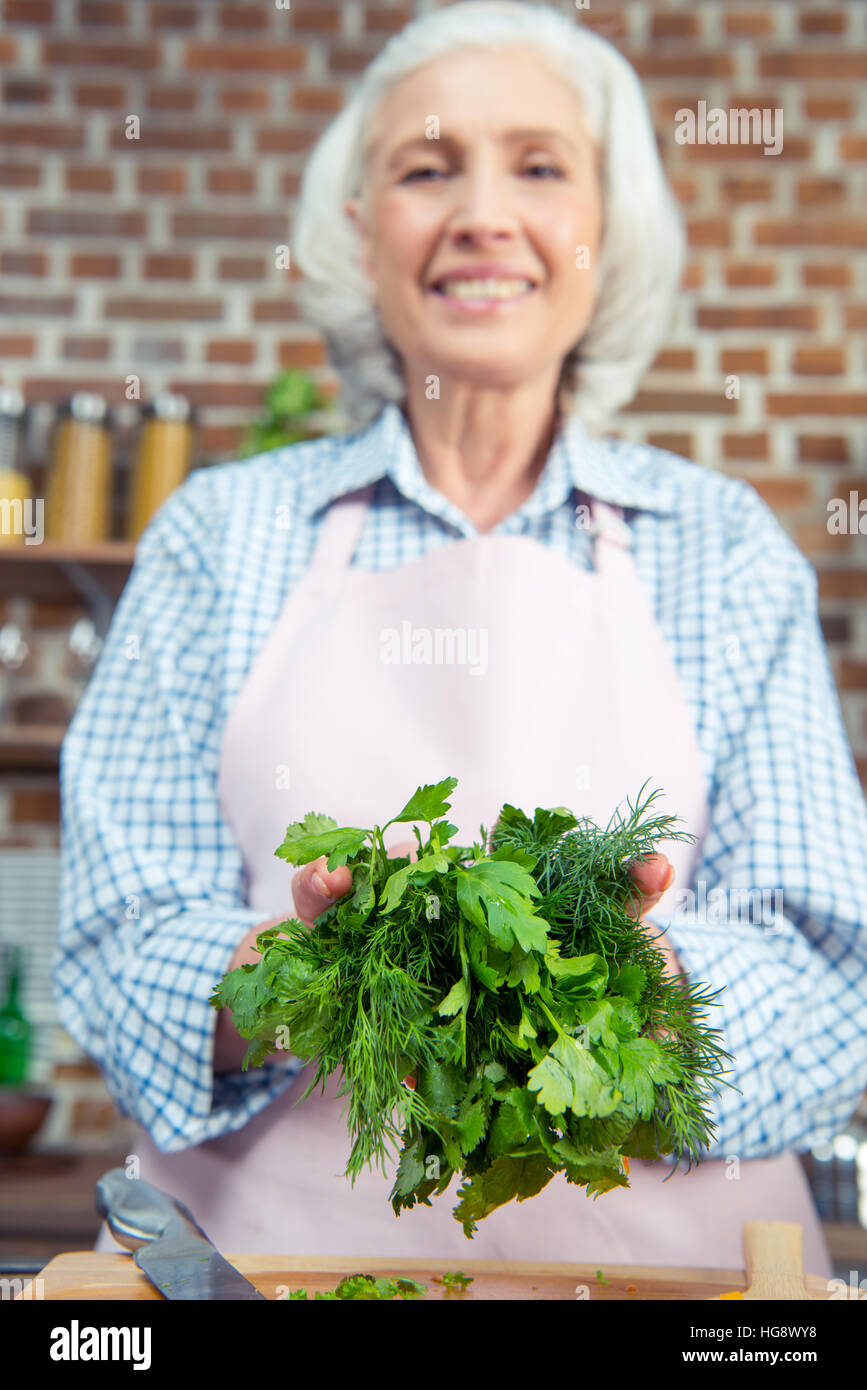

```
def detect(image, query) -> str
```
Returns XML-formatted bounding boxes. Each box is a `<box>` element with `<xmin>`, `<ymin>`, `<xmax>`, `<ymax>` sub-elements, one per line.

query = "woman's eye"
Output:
<box><xmin>399</xmin><ymin>160</ymin><xmax>565</xmax><ymax>184</ymax></box>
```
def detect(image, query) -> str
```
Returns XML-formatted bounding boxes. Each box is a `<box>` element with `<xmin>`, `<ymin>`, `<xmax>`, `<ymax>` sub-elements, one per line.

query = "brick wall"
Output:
<box><xmin>0</xmin><ymin>0</ymin><xmax>865</xmax><ymax>1141</ymax></box>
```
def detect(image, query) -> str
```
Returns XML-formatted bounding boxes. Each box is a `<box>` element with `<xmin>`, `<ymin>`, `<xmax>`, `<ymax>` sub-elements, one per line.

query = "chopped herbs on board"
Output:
<box><xmin>210</xmin><ymin>778</ymin><xmax>736</xmax><ymax>1237</ymax></box>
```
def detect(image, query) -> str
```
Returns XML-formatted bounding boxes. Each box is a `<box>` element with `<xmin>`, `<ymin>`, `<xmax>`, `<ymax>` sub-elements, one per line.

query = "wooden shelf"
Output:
<box><xmin>0</xmin><ymin>723</ymin><xmax>66</xmax><ymax>772</ymax></box>
<box><xmin>0</xmin><ymin>543</ymin><xmax>135</xmax><ymax>604</ymax></box>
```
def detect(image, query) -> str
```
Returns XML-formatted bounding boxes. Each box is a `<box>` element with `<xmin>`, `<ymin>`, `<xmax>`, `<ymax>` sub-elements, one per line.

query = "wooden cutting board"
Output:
<box><xmin>17</xmin><ymin>1250</ymin><xmax>849</xmax><ymax>1300</ymax></box>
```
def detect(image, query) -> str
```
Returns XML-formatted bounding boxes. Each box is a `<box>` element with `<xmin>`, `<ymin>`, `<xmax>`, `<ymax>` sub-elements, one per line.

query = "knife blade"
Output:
<box><xmin>95</xmin><ymin>1167</ymin><xmax>267</xmax><ymax>1300</ymax></box>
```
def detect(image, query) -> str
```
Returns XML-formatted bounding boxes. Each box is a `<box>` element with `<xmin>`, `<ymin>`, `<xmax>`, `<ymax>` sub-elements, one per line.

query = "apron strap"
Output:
<box><xmin>307</xmin><ymin>482</ymin><xmax>377</xmax><ymax>596</ymax></box>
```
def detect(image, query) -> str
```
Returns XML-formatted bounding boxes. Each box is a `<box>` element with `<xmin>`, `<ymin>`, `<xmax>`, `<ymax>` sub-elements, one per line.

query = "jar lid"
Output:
<box><xmin>58</xmin><ymin>391</ymin><xmax>111</xmax><ymax>424</ymax></box>
<box><xmin>0</xmin><ymin>386</ymin><xmax>27</xmax><ymax>419</ymax></box>
<box><xmin>141</xmin><ymin>392</ymin><xmax>194</xmax><ymax>422</ymax></box>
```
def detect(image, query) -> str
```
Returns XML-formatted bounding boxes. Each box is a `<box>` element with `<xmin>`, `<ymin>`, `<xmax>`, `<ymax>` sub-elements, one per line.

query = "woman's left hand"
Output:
<box><xmin>625</xmin><ymin>852</ymin><xmax>682</xmax><ymax>979</ymax></box>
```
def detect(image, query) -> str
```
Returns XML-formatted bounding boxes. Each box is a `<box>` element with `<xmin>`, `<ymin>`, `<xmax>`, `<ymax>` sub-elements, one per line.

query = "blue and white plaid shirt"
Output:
<box><xmin>53</xmin><ymin>401</ymin><xmax>867</xmax><ymax>1156</ymax></box>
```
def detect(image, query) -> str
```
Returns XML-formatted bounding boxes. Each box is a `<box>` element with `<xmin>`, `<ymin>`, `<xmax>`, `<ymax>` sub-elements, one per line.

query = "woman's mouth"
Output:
<box><xmin>428</xmin><ymin>276</ymin><xmax>537</xmax><ymax>312</ymax></box>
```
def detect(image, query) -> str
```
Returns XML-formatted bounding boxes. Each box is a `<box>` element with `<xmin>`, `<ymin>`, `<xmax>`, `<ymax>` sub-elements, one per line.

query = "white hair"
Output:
<box><xmin>292</xmin><ymin>0</ymin><xmax>686</xmax><ymax>437</ymax></box>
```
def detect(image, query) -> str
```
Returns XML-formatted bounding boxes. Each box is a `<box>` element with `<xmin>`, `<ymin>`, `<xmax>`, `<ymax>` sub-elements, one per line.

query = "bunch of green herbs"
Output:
<box><xmin>210</xmin><ymin>777</ymin><xmax>735</xmax><ymax>1237</ymax></box>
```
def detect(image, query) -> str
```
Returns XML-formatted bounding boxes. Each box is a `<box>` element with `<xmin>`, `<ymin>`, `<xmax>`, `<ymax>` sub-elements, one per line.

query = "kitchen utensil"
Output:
<box><xmin>94</xmin><ymin>1166</ymin><xmax>267</xmax><ymax>1301</ymax></box>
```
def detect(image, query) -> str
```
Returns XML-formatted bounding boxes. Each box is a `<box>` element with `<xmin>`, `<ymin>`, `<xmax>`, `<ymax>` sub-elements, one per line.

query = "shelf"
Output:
<box><xmin>0</xmin><ymin>724</ymin><xmax>66</xmax><ymax>772</ymax></box>
<box><xmin>0</xmin><ymin>543</ymin><xmax>135</xmax><ymax>604</ymax></box>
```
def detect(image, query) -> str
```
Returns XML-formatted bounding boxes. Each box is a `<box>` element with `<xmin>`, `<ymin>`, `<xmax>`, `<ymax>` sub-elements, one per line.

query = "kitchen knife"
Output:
<box><xmin>95</xmin><ymin>1166</ymin><xmax>267</xmax><ymax>1300</ymax></box>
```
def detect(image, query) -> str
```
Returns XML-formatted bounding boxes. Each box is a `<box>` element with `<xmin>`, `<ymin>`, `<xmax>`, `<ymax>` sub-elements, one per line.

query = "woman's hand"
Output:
<box><xmin>625</xmin><ymin>852</ymin><xmax>682</xmax><ymax>979</ymax></box>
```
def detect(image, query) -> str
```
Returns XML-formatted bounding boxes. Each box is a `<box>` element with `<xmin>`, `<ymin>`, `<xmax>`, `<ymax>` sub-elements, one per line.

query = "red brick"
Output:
<box><xmin>760</xmin><ymin>51</ymin><xmax>867</xmax><ymax>79</ymax></box>
<box><xmin>43</xmin><ymin>39</ymin><xmax>160</xmax><ymax>67</ymax></box>
<box><xmin>70</xmin><ymin>1098</ymin><xmax>119</xmax><ymax>1131</ymax></box>
<box><xmin>3</xmin><ymin>78</ymin><xmax>52</xmax><ymax>103</ymax></box>
<box><xmin>291</xmin><ymin>86</ymin><xmax>343</xmax><ymax>114</ymax></box>
<box><xmin>218</xmin><ymin>2</ymin><xmax>269</xmax><ymax>28</ymax></box>
<box><xmin>797</xmin><ymin>436</ymin><xmax>849</xmax><ymax>464</ymax></box>
<box><xmin>792</xmin><ymin>346</ymin><xmax>846</xmax><ymax>375</ymax></box>
<box><xmin>28</xmin><ymin>209</ymin><xmax>145</xmax><ymax>237</ymax></box>
<box><xmin>0</xmin><ymin>38</ymin><xmax>16</xmax><ymax>60</ymax></box>
<box><xmin>0</xmin><ymin>163</ymin><xmax>41</xmax><ymax>187</ymax></box>
<box><xmin>0</xmin><ymin>334</ymin><xmax>36</xmax><ymax>356</ymax></box>
<box><xmin>23</xmin><ymin>376</ymin><xmax>128</xmax><ymax>406</ymax></box>
<box><xmin>646</xmin><ymin>433</ymin><xmax>693</xmax><ymax>457</ymax></box>
<box><xmin>796</xmin><ymin>178</ymin><xmax>846</xmax><ymax>205</ymax></box>
<box><xmin>844</xmin><ymin>305</ymin><xmax>867</xmax><ymax>331</ymax></box>
<box><xmin>799</xmin><ymin>10</ymin><xmax>846</xmax><ymax>35</ymax></box>
<box><xmin>78</xmin><ymin>0</ymin><xmax>127</xmax><ymax>22</ymax></box>
<box><xmin>3</xmin><ymin>0</ymin><xmax>53</xmax><ymax>20</ymax></box>
<box><xmin>206</xmin><ymin>166</ymin><xmax>256</xmax><ymax>195</ymax></box>
<box><xmin>328</xmin><ymin>43</ymin><xmax>381</xmax><ymax>75</ymax></box>
<box><xmin>624</xmin><ymin>51</ymin><xmax>735</xmax><ymax>79</ymax></box>
<box><xmin>721</xmin><ymin>433</ymin><xmax>769</xmax><ymax>461</ymax></box>
<box><xmin>105</xmin><ymin>296</ymin><xmax>223</xmax><ymax>321</ymax></box>
<box><xmin>197</xmin><ymin>423</ymin><xmax>245</xmax><ymax>456</ymax></box>
<box><xmin>142</xmin><ymin>252</ymin><xmax>193</xmax><ymax>279</ymax></box>
<box><xmin>750</xmin><ymin>476</ymin><xmax>813</xmax><ymax>511</ymax></box>
<box><xmin>61</xmin><ymin>335</ymin><xmax>110</xmax><ymax>360</ymax></box>
<box><xmin>219</xmin><ymin>86</ymin><xmax>270</xmax><ymax>113</ymax></box>
<box><xmin>131</xmin><ymin>337</ymin><xmax>184</xmax><ymax>363</ymax></box>
<box><xmin>136</xmin><ymin>166</ymin><xmax>186</xmax><ymax>195</ymax></box>
<box><xmin>108</xmin><ymin>125</ymin><xmax>231</xmax><ymax>153</ymax></box>
<box><xmin>766</xmin><ymin>393</ymin><xmax>867</xmax><ymax>417</ymax></box>
<box><xmin>680</xmin><ymin>137</ymin><xmax>810</xmax><ymax>163</ymax></box>
<box><xmin>253</xmin><ymin>297</ymin><xmax>299</xmax><ymax>323</ymax></box>
<box><xmin>206</xmin><ymin>339</ymin><xmax>255</xmax><ymax>365</ymax></box>
<box><xmin>0</xmin><ymin>250</ymin><xmax>47</xmax><ymax>275</ymax></box>
<box><xmin>0</xmin><ymin>120</ymin><xmax>84</xmax><ymax>149</ymax></box>
<box><xmin>73</xmin><ymin>81</ymin><xmax>126</xmax><ymax>107</ymax></box>
<box><xmin>725</xmin><ymin>263</ymin><xmax>777</xmax><ymax>287</ymax></box>
<box><xmin>840</xmin><ymin>137</ymin><xmax>867</xmax><ymax>161</ymax></box>
<box><xmin>697</xmin><ymin>306</ymin><xmax>819</xmax><ymax>331</ymax></box>
<box><xmin>623</xmin><ymin>390</ymin><xmax>738</xmax><ymax>415</ymax></box>
<box><xmin>802</xmin><ymin>264</ymin><xmax>851</xmax><ymax>289</ymax></box>
<box><xmin>255</xmin><ymin>128</ymin><xmax>316</xmax><ymax>154</ymax></box>
<box><xmin>65</xmin><ymin>165</ymin><xmax>114</xmax><ymax>193</ymax></box>
<box><xmin>650</xmin><ymin>348</ymin><xmax>695</xmax><ymax>371</ymax></box>
<box><xmin>650</xmin><ymin>11</ymin><xmax>699</xmax><ymax>40</ymax></box>
<box><xmin>218</xmin><ymin>255</ymin><xmax>266</xmax><ymax>281</ymax></box>
<box><xmin>70</xmin><ymin>251</ymin><xmax>121</xmax><ymax>278</ymax></box>
<box><xmin>167</xmin><ymin>381</ymin><xmax>264</xmax><ymax>407</ymax></box>
<box><xmin>0</xmin><ymin>293</ymin><xmax>75</xmax><ymax>315</ymax></box>
<box><xmin>724</xmin><ymin>10</ymin><xmax>773</xmax><ymax>37</ymax></box>
<box><xmin>172</xmin><ymin>211</ymin><xmax>288</xmax><ymax>239</ymax></box>
<box><xmin>146</xmin><ymin>84</ymin><xmax>198</xmax><ymax>111</ymax></box>
<box><xmin>362</xmin><ymin>5</ymin><xmax>410</xmax><ymax>34</ymax></box>
<box><xmin>185</xmin><ymin>42</ymin><xmax>304</xmax><ymax>72</ymax></box>
<box><xmin>805</xmin><ymin>96</ymin><xmax>852</xmax><ymax>121</ymax></box>
<box><xmin>718</xmin><ymin>177</ymin><xmax>773</xmax><ymax>202</ymax></box>
<box><xmin>719</xmin><ymin>348</ymin><xmax>768</xmax><ymax>374</ymax></box>
<box><xmin>276</xmin><ymin>340</ymin><xmax>327</xmax><ymax>368</ymax></box>
<box><xmin>686</xmin><ymin>217</ymin><xmax>731</xmax><ymax>248</ymax></box>
<box><xmin>149</xmin><ymin>4</ymin><xmax>197</xmax><ymax>27</ymax></box>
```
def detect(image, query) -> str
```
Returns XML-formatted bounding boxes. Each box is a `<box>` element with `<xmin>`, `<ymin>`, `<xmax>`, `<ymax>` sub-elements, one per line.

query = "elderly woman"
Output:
<box><xmin>55</xmin><ymin>2</ymin><xmax>866</xmax><ymax>1275</ymax></box>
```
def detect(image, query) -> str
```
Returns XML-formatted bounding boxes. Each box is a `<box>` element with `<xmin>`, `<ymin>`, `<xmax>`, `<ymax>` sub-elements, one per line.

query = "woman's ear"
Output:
<box><xmin>344</xmin><ymin>198</ymin><xmax>375</xmax><ymax>286</ymax></box>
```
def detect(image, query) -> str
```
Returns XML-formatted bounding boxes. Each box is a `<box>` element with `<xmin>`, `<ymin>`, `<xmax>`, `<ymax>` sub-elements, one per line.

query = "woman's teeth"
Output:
<box><xmin>434</xmin><ymin>278</ymin><xmax>534</xmax><ymax>300</ymax></box>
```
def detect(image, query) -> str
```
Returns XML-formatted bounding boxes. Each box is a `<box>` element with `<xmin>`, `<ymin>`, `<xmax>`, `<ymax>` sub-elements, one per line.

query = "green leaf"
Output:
<box><xmin>506</xmin><ymin>947</ymin><xmax>541</xmax><ymax>993</ymax></box>
<box><xmin>437</xmin><ymin>976</ymin><xmax>470</xmax><ymax>1018</ymax></box>
<box><xmin>544</xmin><ymin>945</ymin><xmax>608</xmax><ymax>990</ymax></box>
<box><xmin>456</xmin><ymin>860</ymin><xmax>548</xmax><ymax>954</ymax></box>
<box><xmin>275</xmin><ymin>823</ymin><xmax>369</xmax><ymax>870</ymax></box>
<box><xmin>609</xmin><ymin>962</ymin><xmax>647</xmax><ymax>1004</ymax></box>
<box><xmin>528</xmin><ymin>1033</ymin><xmax>623</xmax><ymax>1120</ymax></box>
<box><xmin>378</xmin><ymin>850</ymin><xmax>450</xmax><ymax>914</ymax></box>
<box><xmin>615</xmin><ymin>1036</ymin><xmax>682</xmax><ymax>1118</ymax></box>
<box><xmin>388</xmin><ymin>779</ymin><xmax>458</xmax><ymax>826</ymax></box>
<box><xmin>452</xmin><ymin>1155</ymin><xmax>555</xmax><ymax>1236</ymax></box>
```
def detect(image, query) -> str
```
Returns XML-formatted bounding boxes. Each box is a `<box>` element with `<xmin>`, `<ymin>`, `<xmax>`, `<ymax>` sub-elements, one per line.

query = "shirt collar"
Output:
<box><xmin>294</xmin><ymin>401</ymin><xmax>680</xmax><ymax>530</ymax></box>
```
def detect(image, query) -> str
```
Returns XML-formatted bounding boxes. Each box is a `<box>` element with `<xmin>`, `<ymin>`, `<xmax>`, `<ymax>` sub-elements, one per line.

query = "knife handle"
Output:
<box><xmin>95</xmin><ymin>1167</ymin><xmax>207</xmax><ymax>1252</ymax></box>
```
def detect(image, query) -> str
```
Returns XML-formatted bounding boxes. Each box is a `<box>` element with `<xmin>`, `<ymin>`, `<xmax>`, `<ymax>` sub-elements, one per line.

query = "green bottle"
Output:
<box><xmin>0</xmin><ymin>944</ymin><xmax>31</xmax><ymax>1085</ymax></box>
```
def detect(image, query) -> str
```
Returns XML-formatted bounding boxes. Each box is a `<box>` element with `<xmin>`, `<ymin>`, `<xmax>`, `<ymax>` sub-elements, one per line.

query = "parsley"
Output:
<box><xmin>283</xmin><ymin>1274</ymin><xmax>426</xmax><ymax>1300</ymax></box>
<box><xmin>210</xmin><ymin>778</ymin><xmax>736</xmax><ymax>1237</ymax></box>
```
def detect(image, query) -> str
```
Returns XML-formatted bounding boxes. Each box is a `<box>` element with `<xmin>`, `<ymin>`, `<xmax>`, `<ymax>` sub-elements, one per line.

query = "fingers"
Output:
<box><xmin>387</xmin><ymin>838</ymin><xmax>418</xmax><ymax>862</ymax></box>
<box><xmin>625</xmin><ymin>852</ymin><xmax>675</xmax><ymax>921</ymax></box>
<box><xmin>291</xmin><ymin>854</ymin><xmax>353</xmax><ymax>925</ymax></box>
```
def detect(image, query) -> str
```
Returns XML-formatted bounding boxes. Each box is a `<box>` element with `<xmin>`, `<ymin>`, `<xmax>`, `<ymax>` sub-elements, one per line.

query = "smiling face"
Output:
<box><xmin>345</xmin><ymin>46</ymin><xmax>604</xmax><ymax>397</ymax></box>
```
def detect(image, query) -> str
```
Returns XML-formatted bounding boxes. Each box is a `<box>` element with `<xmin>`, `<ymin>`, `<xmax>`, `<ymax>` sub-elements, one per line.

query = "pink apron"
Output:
<box><xmin>96</xmin><ymin>476</ymin><xmax>832</xmax><ymax>1276</ymax></box>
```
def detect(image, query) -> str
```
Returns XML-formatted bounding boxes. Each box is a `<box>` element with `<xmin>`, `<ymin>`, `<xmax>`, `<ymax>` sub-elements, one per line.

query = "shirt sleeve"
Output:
<box><xmin>647</xmin><ymin>478</ymin><xmax>867</xmax><ymax>1159</ymax></box>
<box><xmin>52</xmin><ymin>468</ymin><xmax>302</xmax><ymax>1154</ymax></box>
